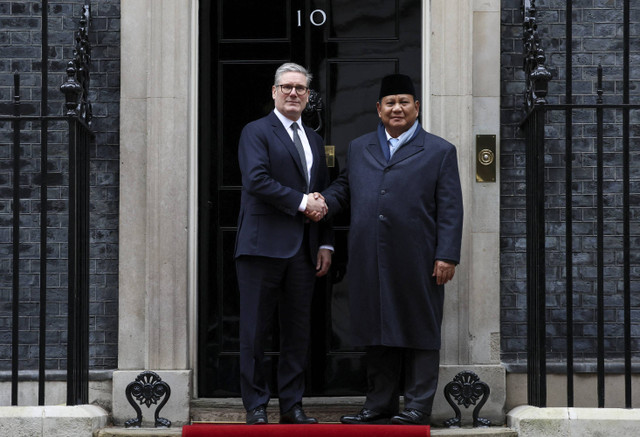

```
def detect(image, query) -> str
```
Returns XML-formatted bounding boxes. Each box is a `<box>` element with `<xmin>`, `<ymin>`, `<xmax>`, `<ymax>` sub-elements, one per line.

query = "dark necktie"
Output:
<box><xmin>291</xmin><ymin>123</ymin><xmax>309</xmax><ymax>189</ymax></box>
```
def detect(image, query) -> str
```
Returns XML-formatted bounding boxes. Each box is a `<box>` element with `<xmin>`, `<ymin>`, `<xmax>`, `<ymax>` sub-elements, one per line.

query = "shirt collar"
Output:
<box><xmin>274</xmin><ymin>108</ymin><xmax>301</xmax><ymax>130</ymax></box>
<box><xmin>385</xmin><ymin>119</ymin><xmax>419</xmax><ymax>147</ymax></box>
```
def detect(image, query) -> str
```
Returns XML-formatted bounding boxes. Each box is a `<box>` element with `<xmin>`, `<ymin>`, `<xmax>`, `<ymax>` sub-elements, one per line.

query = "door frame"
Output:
<box><xmin>188</xmin><ymin>0</ymin><xmax>200</xmax><ymax>396</ymax></box>
<box><xmin>188</xmin><ymin>0</ymin><xmax>432</xmax><ymax>398</ymax></box>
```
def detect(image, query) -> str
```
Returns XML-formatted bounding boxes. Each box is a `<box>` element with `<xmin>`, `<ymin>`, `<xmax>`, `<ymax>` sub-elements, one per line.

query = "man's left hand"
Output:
<box><xmin>316</xmin><ymin>248</ymin><xmax>332</xmax><ymax>277</ymax></box>
<box><xmin>432</xmin><ymin>260</ymin><xmax>455</xmax><ymax>285</ymax></box>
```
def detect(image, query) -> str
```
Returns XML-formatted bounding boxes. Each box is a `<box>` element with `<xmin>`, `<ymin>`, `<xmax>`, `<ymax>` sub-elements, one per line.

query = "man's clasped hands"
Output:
<box><xmin>304</xmin><ymin>192</ymin><xmax>327</xmax><ymax>222</ymax></box>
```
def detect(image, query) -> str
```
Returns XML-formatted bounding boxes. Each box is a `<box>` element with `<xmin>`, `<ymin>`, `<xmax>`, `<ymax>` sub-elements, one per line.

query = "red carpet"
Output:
<box><xmin>182</xmin><ymin>423</ymin><xmax>430</xmax><ymax>436</ymax></box>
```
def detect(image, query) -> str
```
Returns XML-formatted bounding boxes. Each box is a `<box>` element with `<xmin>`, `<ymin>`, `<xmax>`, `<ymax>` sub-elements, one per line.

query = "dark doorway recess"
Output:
<box><xmin>197</xmin><ymin>0</ymin><xmax>422</xmax><ymax>397</ymax></box>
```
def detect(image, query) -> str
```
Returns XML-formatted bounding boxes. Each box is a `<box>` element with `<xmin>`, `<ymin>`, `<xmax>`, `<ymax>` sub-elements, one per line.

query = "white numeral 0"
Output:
<box><xmin>297</xmin><ymin>9</ymin><xmax>327</xmax><ymax>27</ymax></box>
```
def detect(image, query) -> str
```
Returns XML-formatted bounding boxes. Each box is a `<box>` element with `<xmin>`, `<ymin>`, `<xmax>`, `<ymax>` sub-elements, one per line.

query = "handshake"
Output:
<box><xmin>304</xmin><ymin>192</ymin><xmax>328</xmax><ymax>222</ymax></box>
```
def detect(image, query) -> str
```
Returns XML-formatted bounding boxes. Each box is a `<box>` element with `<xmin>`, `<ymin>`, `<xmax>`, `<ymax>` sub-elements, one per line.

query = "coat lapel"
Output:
<box><xmin>388</xmin><ymin>125</ymin><xmax>424</xmax><ymax>165</ymax></box>
<box><xmin>367</xmin><ymin>121</ymin><xmax>425</xmax><ymax>167</ymax></box>
<box><xmin>365</xmin><ymin>122</ymin><xmax>389</xmax><ymax>167</ymax></box>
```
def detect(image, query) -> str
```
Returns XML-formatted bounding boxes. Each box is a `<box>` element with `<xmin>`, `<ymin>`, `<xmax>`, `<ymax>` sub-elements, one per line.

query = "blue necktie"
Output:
<box><xmin>388</xmin><ymin>138</ymin><xmax>399</xmax><ymax>160</ymax></box>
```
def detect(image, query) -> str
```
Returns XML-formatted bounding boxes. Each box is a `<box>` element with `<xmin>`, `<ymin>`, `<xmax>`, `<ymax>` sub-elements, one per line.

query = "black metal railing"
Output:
<box><xmin>521</xmin><ymin>0</ymin><xmax>638</xmax><ymax>408</ymax></box>
<box><xmin>0</xmin><ymin>1</ymin><xmax>92</xmax><ymax>406</ymax></box>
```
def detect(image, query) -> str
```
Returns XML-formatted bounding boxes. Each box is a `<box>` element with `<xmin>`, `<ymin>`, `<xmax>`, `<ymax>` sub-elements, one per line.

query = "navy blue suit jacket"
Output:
<box><xmin>234</xmin><ymin>111</ymin><xmax>333</xmax><ymax>265</ymax></box>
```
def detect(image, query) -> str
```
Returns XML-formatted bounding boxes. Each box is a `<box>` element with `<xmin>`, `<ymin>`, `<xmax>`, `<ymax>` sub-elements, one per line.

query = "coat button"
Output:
<box><xmin>380</xmin><ymin>189</ymin><xmax>386</xmax><ymax>195</ymax></box>
<box><xmin>379</xmin><ymin>214</ymin><xmax>384</xmax><ymax>220</ymax></box>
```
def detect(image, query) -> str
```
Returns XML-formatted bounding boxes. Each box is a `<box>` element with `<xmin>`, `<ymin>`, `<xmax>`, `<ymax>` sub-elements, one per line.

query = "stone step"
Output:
<box><xmin>97</xmin><ymin>397</ymin><xmax>517</xmax><ymax>437</ymax></box>
<box><xmin>97</xmin><ymin>429</ymin><xmax>182</xmax><ymax>437</ymax></box>
<box><xmin>97</xmin><ymin>425</ymin><xmax>517</xmax><ymax>437</ymax></box>
<box><xmin>189</xmin><ymin>397</ymin><xmax>517</xmax><ymax>436</ymax></box>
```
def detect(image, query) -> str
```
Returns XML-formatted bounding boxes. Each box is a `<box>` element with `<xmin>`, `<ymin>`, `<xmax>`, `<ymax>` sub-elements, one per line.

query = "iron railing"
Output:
<box><xmin>522</xmin><ymin>0</ymin><xmax>639</xmax><ymax>408</ymax></box>
<box><xmin>0</xmin><ymin>1</ymin><xmax>92</xmax><ymax>406</ymax></box>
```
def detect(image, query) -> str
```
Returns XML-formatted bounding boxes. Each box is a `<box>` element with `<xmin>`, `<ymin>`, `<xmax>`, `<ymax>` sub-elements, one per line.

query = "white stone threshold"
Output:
<box><xmin>508</xmin><ymin>405</ymin><xmax>640</xmax><ymax>437</ymax></box>
<box><xmin>0</xmin><ymin>405</ymin><xmax>108</xmax><ymax>437</ymax></box>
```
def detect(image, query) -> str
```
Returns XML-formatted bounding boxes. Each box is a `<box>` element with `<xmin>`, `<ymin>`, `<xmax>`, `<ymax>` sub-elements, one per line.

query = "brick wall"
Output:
<box><xmin>2</xmin><ymin>0</ymin><xmax>638</xmax><ymax>377</ymax></box>
<box><xmin>501</xmin><ymin>0</ymin><xmax>640</xmax><ymax>367</ymax></box>
<box><xmin>0</xmin><ymin>0</ymin><xmax>119</xmax><ymax>372</ymax></box>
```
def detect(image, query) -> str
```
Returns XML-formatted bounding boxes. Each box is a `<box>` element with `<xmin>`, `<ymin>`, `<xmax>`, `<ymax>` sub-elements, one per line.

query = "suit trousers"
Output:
<box><xmin>236</xmin><ymin>233</ymin><xmax>316</xmax><ymax>413</ymax></box>
<box><xmin>363</xmin><ymin>346</ymin><xmax>440</xmax><ymax>415</ymax></box>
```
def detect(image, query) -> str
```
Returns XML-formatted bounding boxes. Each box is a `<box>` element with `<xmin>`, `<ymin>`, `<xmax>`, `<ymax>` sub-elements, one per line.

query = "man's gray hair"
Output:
<box><xmin>274</xmin><ymin>62</ymin><xmax>313</xmax><ymax>87</ymax></box>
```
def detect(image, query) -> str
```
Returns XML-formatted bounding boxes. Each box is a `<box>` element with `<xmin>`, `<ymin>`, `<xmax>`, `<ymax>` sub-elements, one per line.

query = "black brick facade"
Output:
<box><xmin>0</xmin><ymin>0</ymin><xmax>119</xmax><ymax>372</ymax></box>
<box><xmin>501</xmin><ymin>0</ymin><xmax>640</xmax><ymax>367</ymax></box>
<box><xmin>2</xmin><ymin>0</ymin><xmax>638</xmax><ymax>378</ymax></box>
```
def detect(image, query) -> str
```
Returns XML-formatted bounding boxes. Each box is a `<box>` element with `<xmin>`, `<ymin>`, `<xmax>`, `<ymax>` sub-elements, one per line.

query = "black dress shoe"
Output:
<box><xmin>390</xmin><ymin>408</ymin><xmax>430</xmax><ymax>425</ymax></box>
<box><xmin>246</xmin><ymin>405</ymin><xmax>268</xmax><ymax>424</ymax></box>
<box><xmin>340</xmin><ymin>408</ymin><xmax>392</xmax><ymax>424</ymax></box>
<box><xmin>279</xmin><ymin>403</ymin><xmax>318</xmax><ymax>424</ymax></box>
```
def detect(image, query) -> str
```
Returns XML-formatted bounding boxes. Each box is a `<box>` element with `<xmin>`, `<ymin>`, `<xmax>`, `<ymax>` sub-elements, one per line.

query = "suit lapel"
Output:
<box><xmin>269</xmin><ymin>112</ymin><xmax>308</xmax><ymax>183</ymax></box>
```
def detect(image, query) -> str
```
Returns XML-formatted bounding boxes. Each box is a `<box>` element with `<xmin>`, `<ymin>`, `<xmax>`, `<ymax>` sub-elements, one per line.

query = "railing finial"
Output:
<box><xmin>59</xmin><ymin>3</ymin><xmax>92</xmax><ymax>124</ymax></box>
<box><xmin>522</xmin><ymin>0</ymin><xmax>552</xmax><ymax>110</ymax></box>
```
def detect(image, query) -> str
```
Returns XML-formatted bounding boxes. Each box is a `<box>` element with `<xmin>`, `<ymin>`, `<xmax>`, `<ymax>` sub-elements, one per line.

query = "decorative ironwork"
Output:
<box><xmin>522</xmin><ymin>0</ymin><xmax>551</xmax><ymax>111</ymax></box>
<box><xmin>125</xmin><ymin>371</ymin><xmax>172</xmax><ymax>428</ymax></box>
<box><xmin>443</xmin><ymin>370</ymin><xmax>491</xmax><ymax>428</ymax></box>
<box><xmin>4</xmin><ymin>2</ymin><xmax>95</xmax><ymax>407</ymax></box>
<box><xmin>302</xmin><ymin>88</ymin><xmax>324</xmax><ymax>132</ymax></box>
<box><xmin>60</xmin><ymin>3</ymin><xmax>92</xmax><ymax>124</ymax></box>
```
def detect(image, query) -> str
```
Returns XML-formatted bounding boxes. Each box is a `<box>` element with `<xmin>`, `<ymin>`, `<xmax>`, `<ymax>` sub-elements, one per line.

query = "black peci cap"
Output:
<box><xmin>378</xmin><ymin>73</ymin><xmax>416</xmax><ymax>100</ymax></box>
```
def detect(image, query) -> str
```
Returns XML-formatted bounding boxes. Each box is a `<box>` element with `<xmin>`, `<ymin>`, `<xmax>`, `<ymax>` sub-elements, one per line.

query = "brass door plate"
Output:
<box><xmin>476</xmin><ymin>134</ymin><xmax>496</xmax><ymax>182</ymax></box>
<box><xmin>325</xmin><ymin>145</ymin><xmax>335</xmax><ymax>168</ymax></box>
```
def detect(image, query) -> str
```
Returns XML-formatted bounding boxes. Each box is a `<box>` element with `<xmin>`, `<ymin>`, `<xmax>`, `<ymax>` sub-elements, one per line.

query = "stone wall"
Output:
<box><xmin>0</xmin><ymin>0</ymin><xmax>120</xmax><ymax>374</ymax></box>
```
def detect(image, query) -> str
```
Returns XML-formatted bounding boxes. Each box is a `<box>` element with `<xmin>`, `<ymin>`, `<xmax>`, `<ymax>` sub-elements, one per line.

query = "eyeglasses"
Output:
<box><xmin>276</xmin><ymin>84</ymin><xmax>309</xmax><ymax>96</ymax></box>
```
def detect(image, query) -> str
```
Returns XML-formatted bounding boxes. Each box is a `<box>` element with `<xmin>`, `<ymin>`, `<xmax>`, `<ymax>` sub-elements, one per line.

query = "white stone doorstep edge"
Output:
<box><xmin>0</xmin><ymin>405</ymin><xmax>108</xmax><ymax>436</ymax></box>
<box><xmin>507</xmin><ymin>405</ymin><xmax>640</xmax><ymax>436</ymax></box>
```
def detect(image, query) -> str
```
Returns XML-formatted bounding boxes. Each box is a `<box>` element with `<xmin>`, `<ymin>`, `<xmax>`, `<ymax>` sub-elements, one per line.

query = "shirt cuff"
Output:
<box><xmin>298</xmin><ymin>194</ymin><xmax>308</xmax><ymax>212</ymax></box>
<box><xmin>319</xmin><ymin>245</ymin><xmax>334</xmax><ymax>252</ymax></box>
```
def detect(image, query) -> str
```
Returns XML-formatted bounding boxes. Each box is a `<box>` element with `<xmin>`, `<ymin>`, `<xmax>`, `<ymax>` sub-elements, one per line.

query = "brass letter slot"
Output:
<box><xmin>476</xmin><ymin>134</ymin><xmax>496</xmax><ymax>182</ymax></box>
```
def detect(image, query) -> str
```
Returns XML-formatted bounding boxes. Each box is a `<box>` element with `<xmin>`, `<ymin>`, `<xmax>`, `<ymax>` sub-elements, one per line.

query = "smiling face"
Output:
<box><xmin>376</xmin><ymin>94</ymin><xmax>420</xmax><ymax>138</ymax></box>
<box><xmin>272</xmin><ymin>71</ymin><xmax>310</xmax><ymax>121</ymax></box>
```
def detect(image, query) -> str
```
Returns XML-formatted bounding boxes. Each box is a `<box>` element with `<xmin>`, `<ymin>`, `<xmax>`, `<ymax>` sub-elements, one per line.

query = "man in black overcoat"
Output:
<box><xmin>319</xmin><ymin>73</ymin><xmax>464</xmax><ymax>425</ymax></box>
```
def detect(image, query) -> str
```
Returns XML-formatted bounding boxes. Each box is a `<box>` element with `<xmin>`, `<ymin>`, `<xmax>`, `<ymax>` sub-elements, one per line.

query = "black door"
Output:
<box><xmin>198</xmin><ymin>0</ymin><xmax>422</xmax><ymax>397</ymax></box>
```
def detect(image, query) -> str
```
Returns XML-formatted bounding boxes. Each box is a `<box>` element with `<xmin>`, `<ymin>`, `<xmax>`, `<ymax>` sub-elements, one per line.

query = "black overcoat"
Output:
<box><xmin>324</xmin><ymin>123</ymin><xmax>463</xmax><ymax>350</ymax></box>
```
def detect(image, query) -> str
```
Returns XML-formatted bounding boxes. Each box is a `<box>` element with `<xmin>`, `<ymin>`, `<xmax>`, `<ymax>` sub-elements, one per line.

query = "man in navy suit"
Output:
<box><xmin>318</xmin><ymin>73</ymin><xmax>464</xmax><ymax>426</ymax></box>
<box><xmin>234</xmin><ymin>63</ymin><xmax>333</xmax><ymax>425</ymax></box>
